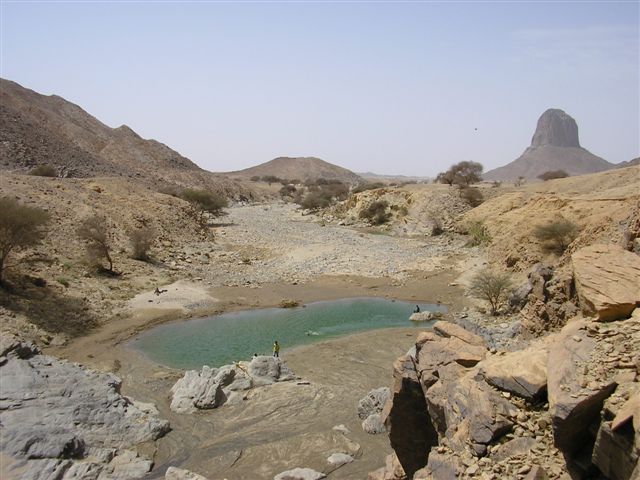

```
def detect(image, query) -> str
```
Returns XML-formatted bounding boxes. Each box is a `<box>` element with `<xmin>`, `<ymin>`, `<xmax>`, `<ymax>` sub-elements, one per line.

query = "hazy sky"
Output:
<box><xmin>1</xmin><ymin>1</ymin><xmax>638</xmax><ymax>176</ymax></box>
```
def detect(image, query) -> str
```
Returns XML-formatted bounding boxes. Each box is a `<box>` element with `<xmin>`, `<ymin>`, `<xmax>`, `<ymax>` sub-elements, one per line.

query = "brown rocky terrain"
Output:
<box><xmin>484</xmin><ymin>109</ymin><xmax>614</xmax><ymax>181</ymax></box>
<box><xmin>0</xmin><ymin>79</ymin><xmax>253</xmax><ymax>198</ymax></box>
<box><xmin>227</xmin><ymin>156</ymin><xmax>363</xmax><ymax>185</ymax></box>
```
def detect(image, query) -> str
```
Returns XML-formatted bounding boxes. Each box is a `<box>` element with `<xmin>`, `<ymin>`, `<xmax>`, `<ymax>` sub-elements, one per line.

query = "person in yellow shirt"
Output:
<box><xmin>273</xmin><ymin>340</ymin><xmax>280</xmax><ymax>358</ymax></box>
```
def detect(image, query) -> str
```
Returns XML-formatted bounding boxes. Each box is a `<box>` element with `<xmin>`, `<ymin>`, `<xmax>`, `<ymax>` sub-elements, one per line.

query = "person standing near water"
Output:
<box><xmin>414</xmin><ymin>305</ymin><xmax>420</xmax><ymax>313</ymax></box>
<box><xmin>273</xmin><ymin>341</ymin><xmax>280</xmax><ymax>358</ymax></box>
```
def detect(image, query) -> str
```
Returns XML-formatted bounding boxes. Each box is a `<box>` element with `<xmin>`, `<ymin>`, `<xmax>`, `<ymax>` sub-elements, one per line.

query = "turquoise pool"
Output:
<box><xmin>130</xmin><ymin>297</ymin><xmax>444</xmax><ymax>369</ymax></box>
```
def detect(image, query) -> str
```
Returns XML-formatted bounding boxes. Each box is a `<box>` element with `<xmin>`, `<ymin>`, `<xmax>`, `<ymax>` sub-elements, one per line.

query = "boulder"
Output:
<box><xmin>367</xmin><ymin>453</ymin><xmax>406</xmax><ymax>480</ymax></box>
<box><xmin>480</xmin><ymin>341</ymin><xmax>548</xmax><ymax>401</ymax></box>
<box><xmin>591</xmin><ymin>420</ymin><xmax>638</xmax><ymax>480</ymax></box>
<box><xmin>273</xmin><ymin>467</ymin><xmax>326</xmax><ymax>480</ymax></box>
<box><xmin>362</xmin><ymin>413</ymin><xmax>386</xmax><ymax>434</ymax></box>
<box><xmin>171</xmin><ymin>357</ymin><xmax>295</xmax><ymax>413</ymax></box>
<box><xmin>547</xmin><ymin>321</ymin><xmax>617</xmax><ymax>454</ymax></box>
<box><xmin>432</xmin><ymin>321</ymin><xmax>485</xmax><ymax>347</ymax></box>
<box><xmin>0</xmin><ymin>337</ymin><xmax>169</xmax><ymax>479</ymax></box>
<box><xmin>165</xmin><ymin>466</ymin><xmax>210</xmax><ymax>480</ymax></box>
<box><xmin>357</xmin><ymin>387</ymin><xmax>390</xmax><ymax>420</ymax></box>
<box><xmin>572</xmin><ymin>244</ymin><xmax>640</xmax><ymax>321</ymax></box>
<box><xmin>410</xmin><ymin>311</ymin><xmax>442</xmax><ymax>322</ymax></box>
<box><xmin>415</xmin><ymin>451</ymin><xmax>461</xmax><ymax>480</ymax></box>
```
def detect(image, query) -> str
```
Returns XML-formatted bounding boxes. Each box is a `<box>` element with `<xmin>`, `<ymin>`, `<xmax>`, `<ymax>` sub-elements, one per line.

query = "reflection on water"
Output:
<box><xmin>130</xmin><ymin>297</ymin><xmax>445</xmax><ymax>369</ymax></box>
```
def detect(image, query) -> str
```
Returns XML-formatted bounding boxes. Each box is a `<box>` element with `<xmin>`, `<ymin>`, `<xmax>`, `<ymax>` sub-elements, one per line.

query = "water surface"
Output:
<box><xmin>131</xmin><ymin>297</ymin><xmax>444</xmax><ymax>369</ymax></box>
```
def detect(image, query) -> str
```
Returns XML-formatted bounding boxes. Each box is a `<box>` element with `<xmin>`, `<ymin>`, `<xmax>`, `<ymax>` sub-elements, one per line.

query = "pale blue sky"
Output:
<box><xmin>1</xmin><ymin>1</ymin><xmax>638</xmax><ymax>176</ymax></box>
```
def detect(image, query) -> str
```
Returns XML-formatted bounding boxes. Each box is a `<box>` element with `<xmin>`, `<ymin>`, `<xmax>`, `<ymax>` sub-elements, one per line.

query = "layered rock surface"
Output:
<box><xmin>0</xmin><ymin>335</ymin><xmax>170</xmax><ymax>479</ymax></box>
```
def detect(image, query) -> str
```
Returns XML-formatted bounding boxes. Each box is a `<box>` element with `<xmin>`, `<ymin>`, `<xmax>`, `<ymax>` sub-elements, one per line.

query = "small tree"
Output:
<box><xmin>279</xmin><ymin>184</ymin><xmax>297</xmax><ymax>198</ymax></box>
<box><xmin>300</xmin><ymin>191</ymin><xmax>332</xmax><ymax>210</ymax></box>
<box><xmin>29</xmin><ymin>165</ymin><xmax>58</xmax><ymax>177</ymax></box>
<box><xmin>468</xmin><ymin>269</ymin><xmax>512</xmax><ymax>315</ymax></box>
<box><xmin>0</xmin><ymin>197</ymin><xmax>49</xmax><ymax>285</ymax></box>
<box><xmin>514</xmin><ymin>176</ymin><xmax>525</xmax><ymax>187</ymax></box>
<box><xmin>459</xmin><ymin>186</ymin><xmax>484</xmax><ymax>207</ymax></box>
<box><xmin>436</xmin><ymin>170</ymin><xmax>456</xmax><ymax>186</ymax></box>
<box><xmin>359</xmin><ymin>200</ymin><xmax>392</xmax><ymax>225</ymax></box>
<box><xmin>437</xmin><ymin>161</ymin><xmax>484</xmax><ymax>186</ymax></box>
<box><xmin>77</xmin><ymin>215</ymin><xmax>114</xmax><ymax>273</ymax></box>
<box><xmin>181</xmin><ymin>189</ymin><xmax>228</xmax><ymax>226</ymax></box>
<box><xmin>129</xmin><ymin>227</ymin><xmax>156</xmax><ymax>261</ymax></box>
<box><xmin>538</xmin><ymin>170</ymin><xmax>569</xmax><ymax>181</ymax></box>
<box><xmin>533</xmin><ymin>219</ymin><xmax>579</xmax><ymax>253</ymax></box>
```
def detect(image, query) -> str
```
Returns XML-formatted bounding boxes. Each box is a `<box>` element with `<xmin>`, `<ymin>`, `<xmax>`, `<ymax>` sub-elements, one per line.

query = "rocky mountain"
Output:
<box><xmin>228</xmin><ymin>156</ymin><xmax>363</xmax><ymax>184</ymax></box>
<box><xmin>484</xmin><ymin>109</ymin><xmax>614</xmax><ymax>181</ymax></box>
<box><xmin>617</xmin><ymin>157</ymin><xmax>640</xmax><ymax>169</ymax></box>
<box><xmin>0</xmin><ymin>78</ymin><xmax>251</xmax><ymax>198</ymax></box>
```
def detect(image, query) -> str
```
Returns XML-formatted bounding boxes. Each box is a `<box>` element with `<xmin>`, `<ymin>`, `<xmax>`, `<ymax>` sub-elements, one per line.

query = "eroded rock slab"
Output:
<box><xmin>273</xmin><ymin>467</ymin><xmax>326</xmax><ymax>480</ymax></box>
<box><xmin>0</xmin><ymin>335</ymin><xmax>169</xmax><ymax>480</ymax></box>
<box><xmin>572</xmin><ymin>244</ymin><xmax>640</xmax><ymax>321</ymax></box>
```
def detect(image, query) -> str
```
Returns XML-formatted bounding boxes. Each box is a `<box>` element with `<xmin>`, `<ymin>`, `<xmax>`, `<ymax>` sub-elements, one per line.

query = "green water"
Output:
<box><xmin>131</xmin><ymin>297</ymin><xmax>445</xmax><ymax>369</ymax></box>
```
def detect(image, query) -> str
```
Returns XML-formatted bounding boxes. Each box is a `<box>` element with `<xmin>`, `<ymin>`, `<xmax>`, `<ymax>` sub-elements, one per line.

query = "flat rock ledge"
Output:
<box><xmin>171</xmin><ymin>355</ymin><xmax>296</xmax><ymax>413</ymax></box>
<box><xmin>273</xmin><ymin>467</ymin><xmax>326</xmax><ymax>480</ymax></box>
<box><xmin>0</xmin><ymin>334</ymin><xmax>170</xmax><ymax>480</ymax></box>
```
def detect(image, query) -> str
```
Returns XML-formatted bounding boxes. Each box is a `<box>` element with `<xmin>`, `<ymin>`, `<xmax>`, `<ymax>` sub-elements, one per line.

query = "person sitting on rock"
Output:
<box><xmin>273</xmin><ymin>341</ymin><xmax>280</xmax><ymax>358</ymax></box>
<box><xmin>414</xmin><ymin>305</ymin><xmax>420</xmax><ymax>313</ymax></box>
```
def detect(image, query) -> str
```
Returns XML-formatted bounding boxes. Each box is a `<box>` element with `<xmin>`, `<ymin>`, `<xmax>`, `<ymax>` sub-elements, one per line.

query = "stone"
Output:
<box><xmin>479</xmin><ymin>340</ymin><xmax>548</xmax><ymax>401</ymax></box>
<box><xmin>418</xmin><ymin>451</ymin><xmax>461</xmax><ymax>480</ymax></box>
<box><xmin>357</xmin><ymin>387</ymin><xmax>390</xmax><ymax>420</ymax></box>
<box><xmin>367</xmin><ymin>453</ymin><xmax>406</xmax><ymax>480</ymax></box>
<box><xmin>547</xmin><ymin>321</ymin><xmax>617</xmax><ymax>455</ymax></box>
<box><xmin>273</xmin><ymin>467</ymin><xmax>326</xmax><ymax>480</ymax></box>
<box><xmin>523</xmin><ymin>466</ymin><xmax>548</xmax><ymax>480</ymax></box>
<box><xmin>410</xmin><ymin>311</ymin><xmax>442</xmax><ymax>322</ymax></box>
<box><xmin>432</xmin><ymin>321</ymin><xmax>485</xmax><ymax>347</ymax></box>
<box><xmin>326</xmin><ymin>452</ymin><xmax>354</xmax><ymax>468</ymax></box>
<box><xmin>572</xmin><ymin>244</ymin><xmax>640</xmax><ymax>321</ymax></box>
<box><xmin>171</xmin><ymin>357</ymin><xmax>295</xmax><ymax>413</ymax></box>
<box><xmin>611</xmin><ymin>392</ymin><xmax>640</xmax><ymax>431</ymax></box>
<box><xmin>165</xmin><ymin>466</ymin><xmax>210</xmax><ymax>480</ymax></box>
<box><xmin>0</xmin><ymin>337</ymin><xmax>169</xmax><ymax>480</ymax></box>
<box><xmin>591</xmin><ymin>420</ymin><xmax>638</xmax><ymax>480</ymax></box>
<box><xmin>362</xmin><ymin>413</ymin><xmax>386</xmax><ymax>434</ymax></box>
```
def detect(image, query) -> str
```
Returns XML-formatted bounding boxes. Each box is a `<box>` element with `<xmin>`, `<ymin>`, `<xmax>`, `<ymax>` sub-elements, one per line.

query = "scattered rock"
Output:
<box><xmin>326</xmin><ymin>452</ymin><xmax>354</xmax><ymax>468</ymax></box>
<box><xmin>273</xmin><ymin>467</ymin><xmax>326</xmax><ymax>480</ymax></box>
<box><xmin>165</xmin><ymin>466</ymin><xmax>210</xmax><ymax>480</ymax></box>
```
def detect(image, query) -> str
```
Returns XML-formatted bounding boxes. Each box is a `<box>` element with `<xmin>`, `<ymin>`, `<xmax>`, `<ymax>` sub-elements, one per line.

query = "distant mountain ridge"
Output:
<box><xmin>0</xmin><ymin>78</ymin><xmax>250</xmax><ymax>197</ymax></box>
<box><xmin>484</xmin><ymin>109</ymin><xmax>614</xmax><ymax>181</ymax></box>
<box><xmin>228</xmin><ymin>157</ymin><xmax>363</xmax><ymax>184</ymax></box>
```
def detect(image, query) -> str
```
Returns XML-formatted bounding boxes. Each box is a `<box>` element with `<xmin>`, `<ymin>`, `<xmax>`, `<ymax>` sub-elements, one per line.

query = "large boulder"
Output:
<box><xmin>572</xmin><ymin>244</ymin><xmax>640</xmax><ymax>321</ymax></box>
<box><xmin>171</xmin><ymin>356</ymin><xmax>295</xmax><ymax>413</ymax></box>
<box><xmin>0</xmin><ymin>336</ymin><xmax>169</xmax><ymax>479</ymax></box>
<box><xmin>480</xmin><ymin>341</ymin><xmax>548</xmax><ymax>401</ymax></box>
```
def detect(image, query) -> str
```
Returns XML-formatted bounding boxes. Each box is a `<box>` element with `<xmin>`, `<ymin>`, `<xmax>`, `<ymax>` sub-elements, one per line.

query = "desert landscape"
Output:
<box><xmin>1</xmin><ymin>3</ymin><xmax>639</xmax><ymax>479</ymax></box>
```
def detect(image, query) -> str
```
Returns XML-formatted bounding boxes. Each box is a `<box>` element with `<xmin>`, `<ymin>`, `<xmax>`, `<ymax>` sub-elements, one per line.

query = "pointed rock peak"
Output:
<box><xmin>115</xmin><ymin>124</ymin><xmax>141</xmax><ymax>139</ymax></box>
<box><xmin>531</xmin><ymin>109</ymin><xmax>580</xmax><ymax>148</ymax></box>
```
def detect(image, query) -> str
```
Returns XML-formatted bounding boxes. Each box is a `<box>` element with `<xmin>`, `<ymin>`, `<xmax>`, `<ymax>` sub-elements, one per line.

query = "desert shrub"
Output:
<box><xmin>129</xmin><ymin>227</ymin><xmax>156</xmax><ymax>261</ymax></box>
<box><xmin>279</xmin><ymin>299</ymin><xmax>299</xmax><ymax>308</ymax></box>
<box><xmin>428</xmin><ymin>216</ymin><xmax>443</xmax><ymax>236</ymax></box>
<box><xmin>514</xmin><ymin>176</ymin><xmax>525</xmax><ymax>187</ymax></box>
<box><xmin>359</xmin><ymin>200</ymin><xmax>392</xmax><ymax>225</ymax></box>
<box><xmin>321</xmin><ymin>181</ymin><xmax>349</xmax><ymax>201</ymax></box>
<box><xmin>465</xmin><ymin>221</ymin><xmax>491</xmax><ymax>246</ymax></box>
<box><xmin>437</xmin><ymin>161</ymin><xmax>484</xmax><ymax>186</ymax></box>
<box><xmin>538</xmin><ymin>170</ymin><xmax>569</xmax><ymax>181</ymax></box>
<box><xmin>250</xmin><ymin>176</ymin><xmax>261</xmax><ymax>182</ymax></box>
<box><xmin>0</xmin><ymin>197</ymin><xmax>49</xmax><ymax>285</ymax></box>
<box><xmin>29</xmin><ymin>165</ymin><xmax>57</xmax><ymax>177</ymax></box>
<box><xmin>57</xmin><ymin>277</ymin><xmax>70</xmax><ymax>287</ymax></box>
<box><xmin>77</xmin><ymin>215</ymin><xmax>115</xmax><ymax>273</ymax></box>
<box><xmin>459</xmin><ymin>186</ymin><xmax>484</xmax><ymax>207</ymax></box>
<box><xmin>300</xmin><ymin>191</ymin><xmax>333</xmax><ymax>210</ymax></box>
<box><xmin>157</xmin><ymin>184</ymin><xmax>182</xmax><ymax>197</ymax></box>
<box><xmin>533</xmin><ymin>218</ymin><xmax>579</xmax><ymax>253</ymax></box>
<box><xmin>468</xmin><ymin>269</ymin><xmax>513</xmax><ymax>315</ymax></box>
<box><xmin>492</xmin><ymin>181</ymin><xmax>502</xmax><ymax>188</ymax></box>
<box><xmin>352</xmin><ymin>182</ymin><xmax>384</xmax><ymax>193</ymax></box>
<box><xmin>279</xmin><ymin>184</ymin><xmax>297</xmax><ymax>197</ymax></box>
<box><xmin>181</xmin><ymin>189</ymin><xmax>228</xmax><ymax>225</ymax></box>
<box><xmin>261</xmin><ymin>175</ymin><xmax>281</xmax><ymax>185</ymax></box>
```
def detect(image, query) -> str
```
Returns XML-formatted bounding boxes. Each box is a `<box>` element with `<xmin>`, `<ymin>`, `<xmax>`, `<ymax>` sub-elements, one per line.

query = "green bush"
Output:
<box><xmin>29</xmin><ymin>165</ymin><xmax>57</xmax><ymax>177</ymax></box>
<box><xmin>460</xmin><ymin>186</ymin><xmax>484</xmax><ymax>207</ymax></box>
<box><xmin>359</xmin><ymin>200</ymin><xmax>392</xmax><ymax>225</ymax></box>
<box><xmin>300</xmin><ymin>191</ymin><xmax>333</xmax><ymax>210</ymax></box>
<box><xmin>468</xmin><ymin>268</ymin><xmax>512</xmax><ymax>315</ymax></box>
<box><xmin>465</xmin><ymin>221</ymin><xmax>491</xmax><ymax>246</ymax></box>
<box><xmin>57</xmin><ymin>277</ymin><xmax>70</xmax><ymax>287</ymax></box>
<box><xmin>181</xmin><ymin>189</ymin><xmax>228</xmax><ymax>225</ymax></box>
<box><xmin>533</xmin><ymin>219</ymin><xmax>579</xmax><ymax>253</ymax></box>
<box><xmin>437</xmin><ymin>161</ymin><xmax>484</xmax><ymax>186</ymax></box>
<box><xmin>0</xmin><ymin>197</ymin><xmax>49</xmax><ymax>284</ymax></box>
<box><xmin>353</xmin><ymin>182</ymin><xmax>384</xmax><ymax>193</ymax></box>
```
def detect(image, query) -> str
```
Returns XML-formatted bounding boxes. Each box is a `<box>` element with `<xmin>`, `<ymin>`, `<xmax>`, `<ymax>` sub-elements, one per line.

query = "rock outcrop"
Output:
<box><xmin>484</xmin><ymin>109</ymin><xmax>613</xmax><ymax>180</ymax></box>
<box><xmin>165</xmin><ymin>466</ymin><xmax>210</xmax><ymax>480</ymax></box>
<box><xmin>409</xmin><ymin>311</ymin><xmax>442</xmax><ymax>322</ymax></box>
<box><xmin>0</xmin><ymin>335</ymin><xmax>170</xmax><ymax>479</ymax></box>
<box><xmin>572</xmin><ymin>244</ymin><xmax>640</xmax><ymax>321</ymax></box>
<box><xmin>170</xmin><ymin>355</ymin><xmax>295</xmax><ymax>413</ymax></box>
<box><xmin>273</xmin><ymin>467</ymin><xmax>326</xmax><ymax>480</ymax></box>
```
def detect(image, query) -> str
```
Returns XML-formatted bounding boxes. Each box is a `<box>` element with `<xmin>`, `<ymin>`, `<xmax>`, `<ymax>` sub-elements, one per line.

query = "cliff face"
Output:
<box><xmin>371</xmin><ymin>245</ymin><xmax>640</xmax><ymax>480</ymax></box>
<box><xmin>484</xmin><ymin>109</ymin><xmax>613</xmax><ymax>181</ymax></box>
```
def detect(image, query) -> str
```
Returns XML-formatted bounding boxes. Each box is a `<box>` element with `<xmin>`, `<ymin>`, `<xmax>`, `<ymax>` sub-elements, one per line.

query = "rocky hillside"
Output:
<box><xmin>484</xmin><ymin>109</ymin><xmax>613</xmax><ymax>181</ymax></box>
<box><xmin>0</xmin><ymin>78</ymin><xmax>252</xmax><ymax>198</ymax></box>
<box><xmin>227</xmin><ymin>156</ymin><xmax>363</xmax><ymax>185</ymax></box>
<box><xmin>463</xmin><ymin>166</ymin><xmax>640</xmax><ymax>271</ymax></box>
<box><xmin>370</xmin><ymin>242</ymin><xmax>640</xmax><ymax>480</ymax></box>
